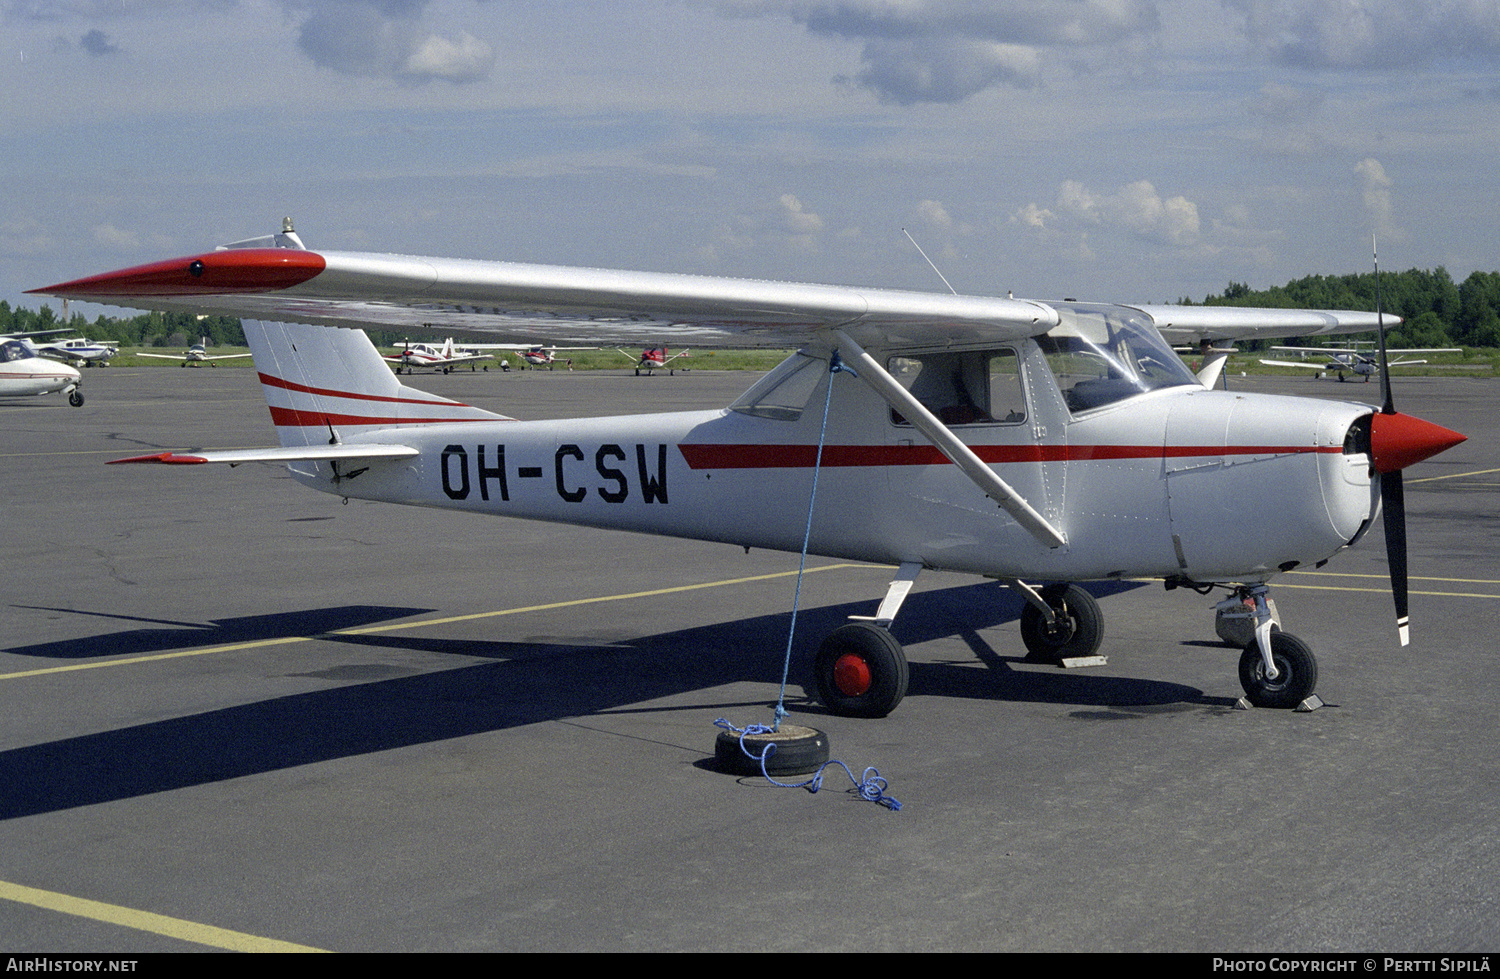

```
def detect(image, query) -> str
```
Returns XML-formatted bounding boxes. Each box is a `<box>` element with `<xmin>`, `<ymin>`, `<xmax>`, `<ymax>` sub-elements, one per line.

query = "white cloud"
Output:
<box><xmin>401</xmin><ymin>31</ymin><xmax>494</xmax><ymax>82</ymax></box>
<box><xmin>778</xmin><ymin>193</ymin><xmax>824</xmax><ymax>235</ymax></box>
<box><xmin>1225</xmin><ymin>0</ymin><xmax>1500</xmax><ymax>69</ymax></box>
<box><xmin>1355</xmin><ymin>157</ymin><xmax>1399</xmax><ymax>242</ymax></box>
<box><xmin>1026</xmin><ymin>179</ymin><xmax>1201</xmax><ymax>246</ymax></box>
<box><xmin>713</xmin><ymin>0</ymin><xmax>1158</xmax><ymax>102</ymax></box>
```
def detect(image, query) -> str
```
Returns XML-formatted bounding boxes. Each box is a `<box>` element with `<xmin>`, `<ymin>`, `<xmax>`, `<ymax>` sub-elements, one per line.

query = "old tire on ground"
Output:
<box><xmin>714</xmin><ymin>725</ymin><xmax>830</xmax><ymax>777</ymax></box>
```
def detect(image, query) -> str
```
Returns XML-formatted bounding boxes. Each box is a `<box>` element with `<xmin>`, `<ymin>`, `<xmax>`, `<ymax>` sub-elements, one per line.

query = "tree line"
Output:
<box><xmin>0</xmin><ymin>303</ymin><xmax>244</xmax><ymax>348</ymax></box>
<box><xmin>1188</xmin><ymin>267</ymin><xmax>1500</xmax><ymax>349</ymax></box>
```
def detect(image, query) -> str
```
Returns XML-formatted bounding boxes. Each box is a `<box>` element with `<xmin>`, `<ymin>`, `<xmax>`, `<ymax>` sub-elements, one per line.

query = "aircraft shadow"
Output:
<box><xmin>0</xmin><ymin>579</ymin><xmax>1209</xmax><ymax>820</ymax></box>
<box><xmin>6</xmin><ymin>605</ymin><xmax>436</xmax><ymax>660</ymax></box>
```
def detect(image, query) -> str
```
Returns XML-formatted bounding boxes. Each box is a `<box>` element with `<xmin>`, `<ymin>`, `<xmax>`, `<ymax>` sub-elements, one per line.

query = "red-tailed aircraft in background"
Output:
<box><xmin>622</xmin><ymin>346</ymin><xmax>689</xmax><ymax>375</ymax></box>
<box><xmin>33</xmin><ymin>224</ymin><xmax>1464</xmax><ymax>716</ymax></box>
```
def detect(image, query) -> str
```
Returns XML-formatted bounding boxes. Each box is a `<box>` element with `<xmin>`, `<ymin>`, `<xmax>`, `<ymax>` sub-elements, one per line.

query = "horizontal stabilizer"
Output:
<box><xmin>110</xmin><ymin>444</ymin><xmax>419</xmax><ymax>466</ymax></box>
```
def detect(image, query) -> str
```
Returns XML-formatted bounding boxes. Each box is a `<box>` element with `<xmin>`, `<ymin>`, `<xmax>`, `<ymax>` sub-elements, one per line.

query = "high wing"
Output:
<box><xmin>31</xmin><ymin>227</ymin><xmax>1392</xmax><ymax>348</ymax></box>
<box><xmin>1127</xmin><ymin>306</ymin><xmax>1391</xmax><ymax>344</ymax></box>
<box><xmin>138</xmin><ymin>350</ymin><xmax>254</xmax><ymax>361</ymax></box>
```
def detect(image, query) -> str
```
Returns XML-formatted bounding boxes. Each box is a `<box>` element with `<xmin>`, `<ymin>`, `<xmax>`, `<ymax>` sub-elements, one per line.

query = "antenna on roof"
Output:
<box><xmin>902</xmin><ymin>228</ymin><xmax>958</xmax><ymax>296</ymax></box>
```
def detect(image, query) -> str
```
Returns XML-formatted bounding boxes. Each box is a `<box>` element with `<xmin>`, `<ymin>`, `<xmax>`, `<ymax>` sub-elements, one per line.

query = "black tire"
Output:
<box><xmin>714</xmin><ymin>725</ymin><xmax>829</xmax><ymax>777</ymax></box>
<box><xmin>1238</xmin><ymin>632</ymin><xmax>1318</xmax><ymax>708</ymax></box>
<box><xmin>1019</xmin><ymin>583</ymin><xmax>1103</xmax><ymax>663</ymax></box>
<box><xmin>814</xmin><ymin>623</ymin><xmax>908</xmax><ymax>718</ymax></box>
<box><xmin>68</xmin><ymin>391</ymin><xmax>84</xmax><ymax>407</ymax></box>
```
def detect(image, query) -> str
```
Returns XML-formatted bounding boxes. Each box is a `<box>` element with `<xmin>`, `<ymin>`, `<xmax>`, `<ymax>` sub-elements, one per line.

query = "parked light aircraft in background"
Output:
<box><xmin>0</xmin><ymin>336</ymin><xmax>83</xmax><ymax>405</ymax></box>
<box><xmin>623</xmin><ymin>346</ymin><xmax>689</xmax><ymax>375</ymax></box>
<box><xmin>36</xmin><ymin>336</ymin><xmax>119</xmax><ymax>367</ymax></box>
<box><xmin>1261</xmin><ymin>344</ymin><xmax>1462</xmax><ymax>382</ymax></box>
<box><xmin>386</xmin><ymin>338</ymin><xmax>493</xmax><ymax>373</ymax></box>
<box><xmin>33</xmin><ymin>224</ymin><xmax>1466</xmax><ymax>716</ymax></box>
<box><xmin>139</xmin><ymin>338</ymin><xmax>254</xmax><ymax>367</ymax></box>
<box><xmin>518</xmin><ymin>345</ymin><xmax>595</xmax><ymax>369</ymax></box>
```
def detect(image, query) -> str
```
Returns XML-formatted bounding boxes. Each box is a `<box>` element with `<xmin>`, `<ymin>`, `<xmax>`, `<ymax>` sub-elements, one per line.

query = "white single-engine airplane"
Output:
<box><xmin>139</xmin><ymin>338</ymin><xmax>254</xmax><ymax>367</ymax></box>
<box><xmin>1261</xmin><ymin>344</ymin><xmax>1462</xmax><ymax>382</ymax></box>
<box><xmin>0</xmin><ymin>336</ymin><xmax>84</xmax><ymax>405</ymax></box>
<box><xmin>37</xmin><ymin>336</ymin><xmax>119</xmax><ymax>367</ymax></box>
<box><xmin>33</xmin><ymin>225</ymin><xmax>1466</xmax><ymax>715</ymax></box>
<box><xmin>517</xmin><ymin>345</ymin><xmax>595</xmax><ymax>369</ymax></box>
<box><xmin>386</xmin><ymin>338</ymin><xmax>494</xmax><ymax>373</ymax></box>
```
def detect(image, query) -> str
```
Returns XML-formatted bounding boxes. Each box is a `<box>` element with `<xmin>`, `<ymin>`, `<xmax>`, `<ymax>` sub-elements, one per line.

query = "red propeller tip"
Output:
<box><xmin>1369</xmin><ymin>412</ymin><xmax>1467</xmax><ymax>473</ymax></box>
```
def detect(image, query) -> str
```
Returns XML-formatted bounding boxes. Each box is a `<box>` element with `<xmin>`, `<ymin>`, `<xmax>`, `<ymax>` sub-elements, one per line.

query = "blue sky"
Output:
<box><xmin>5</xmin><ymin>1</ymin><xmax>1499</xmax><ymax>318</ymax></box>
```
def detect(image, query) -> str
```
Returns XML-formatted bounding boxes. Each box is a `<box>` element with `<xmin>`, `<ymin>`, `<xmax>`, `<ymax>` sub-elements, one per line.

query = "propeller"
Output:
<box><xmin>1366</xmin><ymin>240</ymin><xmax>1465</xmax><ymax>645</ymax></box>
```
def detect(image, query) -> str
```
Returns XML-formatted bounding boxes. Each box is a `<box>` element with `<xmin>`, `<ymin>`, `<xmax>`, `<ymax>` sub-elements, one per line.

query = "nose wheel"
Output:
<box><xmin>1238</xmin><ymin>631</ymin><xmax>1318</xmax><ymax>709</ymax></box>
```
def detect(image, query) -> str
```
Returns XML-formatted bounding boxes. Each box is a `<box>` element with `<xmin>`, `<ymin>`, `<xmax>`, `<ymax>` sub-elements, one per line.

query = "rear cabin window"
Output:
<box><xmin>886</xmin><ymin>348</ymin><xmax>1026</xmax><ymax>426</ymax></box>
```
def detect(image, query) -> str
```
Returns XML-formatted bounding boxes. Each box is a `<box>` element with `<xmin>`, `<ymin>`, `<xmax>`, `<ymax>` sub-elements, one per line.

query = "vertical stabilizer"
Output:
<box><xmin>242</xmin><ymin>320</ymin><xmax>510</xmax><ymax>448</ymax></box>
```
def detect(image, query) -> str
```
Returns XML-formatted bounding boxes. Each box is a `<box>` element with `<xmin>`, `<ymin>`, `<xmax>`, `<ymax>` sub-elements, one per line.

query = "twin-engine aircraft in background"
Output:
<box><xmin>33</xmin><ymin>223</ymin><xmax>1466</xmax><ymax>716</ymax></box>
<box><xmin>0</xmin><ymin>334</ymin><xmax>84</xmax><ymax>405</ymax></box>
<box><xmin>138</xmin><ymin>338</ymin><xmax>253</xmax><ymax>367</ymax></box>
<box><xmin>1261</xmin><ymin>344</ymin><xmax>1462</xmax><ymax>382</ymax></box>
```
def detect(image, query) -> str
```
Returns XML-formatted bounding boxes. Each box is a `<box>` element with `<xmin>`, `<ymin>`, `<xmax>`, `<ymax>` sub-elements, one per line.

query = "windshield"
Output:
<box><xmin>1038</xmin><ymin>303</ymin><xmax>1196</xmax><ymax>413</ymax></box>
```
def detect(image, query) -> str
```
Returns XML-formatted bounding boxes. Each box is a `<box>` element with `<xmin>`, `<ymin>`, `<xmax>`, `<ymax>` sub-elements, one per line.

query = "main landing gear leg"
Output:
<box><xmin>1233</xmin><ymin>584</ymin><xmax>1320</xmax><ymax>709</ymax></box>
<box><xmin>814</xmin><ymin>562</ymin><xmax>919</xmax><ymax>718</ymax></box>
<box><xmin>1005</xmin><ymin>579</ymin><xmax>1104</xmax><ymax>665</ymax></box>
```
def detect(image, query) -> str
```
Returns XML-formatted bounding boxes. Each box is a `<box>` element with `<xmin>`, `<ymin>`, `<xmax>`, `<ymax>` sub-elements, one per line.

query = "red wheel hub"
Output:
<box><xmin>832</xmin><ymin>653</ymin><xmax>873</xmax><ymax>697</ymax></box>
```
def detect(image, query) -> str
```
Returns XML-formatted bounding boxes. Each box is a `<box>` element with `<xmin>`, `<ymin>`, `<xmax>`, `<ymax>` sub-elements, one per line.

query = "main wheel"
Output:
<box><xmin>814</xmin><ymin>623</ymin><xmax>909</xmax><ymax>718</ymax></box>
<box><xmin>1019</xmin><ymin>583</ymin><xmax>1103</xmax><ymax>664</ymax></box>
<box><xmin>1238</xmin><ymin>632</ymin><xmax>1318</xmax><ymax>708</ymax></box>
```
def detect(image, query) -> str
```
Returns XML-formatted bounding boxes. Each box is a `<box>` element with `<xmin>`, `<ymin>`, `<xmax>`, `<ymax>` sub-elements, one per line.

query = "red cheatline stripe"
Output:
<box><xmin>268</xmin><ymin>407</ymin><xmax>492</xmax><ymax>428</ymax></box>
<box><xmin>258</xmin><ymin>372</ymin><xmax>469</xmax><ymax>408</ymax></box>
<box><xmin>677</xmin><ymin>443</ymin><xmax>1341</xmax><ymax>469</ymax></box>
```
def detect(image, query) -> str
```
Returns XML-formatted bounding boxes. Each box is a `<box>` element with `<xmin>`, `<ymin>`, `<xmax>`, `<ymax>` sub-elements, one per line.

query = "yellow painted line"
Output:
<box><xmin>1408</xmin><ymin>466</ymin><xmax>1500</xmax><ymax>484</ymax></box>
<box><xmin>0</xmin><ymin>878</ymin><xmax>327</xmax><ymax>952</ymax></box>
<box><xmin>1290</xmin><ymin>570</ymin><xmax>1500</xmax><ymax>585</ymax></box>
<box><xmin>1273</xmin><ymin>581</ymin><xmax>1500</xmax><ymax>600</ymax></box>
<box><xmin>1</xmin><ymin>564</ymin><xmax>865</xmax><ymax>680</ymax></box>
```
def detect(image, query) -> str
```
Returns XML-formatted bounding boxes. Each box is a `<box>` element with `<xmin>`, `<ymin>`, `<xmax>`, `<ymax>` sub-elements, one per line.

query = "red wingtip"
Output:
<box><xmin>108</xmin><ymin>452</ymin><xmax>208</xmax><ymax>465</ymax></box>
<box><xmin>30</xmin><ymin>248</ymin><xmax>325</xmax><ymax>298</ymax></box>
<box><xmin>1369</xmin><ymin>412</ymin><xmax>1467</xmax><ymax>473</ymax></box>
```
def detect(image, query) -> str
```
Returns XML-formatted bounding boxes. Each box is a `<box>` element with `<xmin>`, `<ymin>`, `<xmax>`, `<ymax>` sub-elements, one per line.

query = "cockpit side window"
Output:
<box><xmin>0</xmin><ymin>341</ymin><xmax>28</xmax><ymax>364</ymax></box>
<box><xmin>730</xmin><ymin>351</ymin><xmax>825</xmax><ymax>421</ymax></box>
<box><xmin>887</xmin><ymin>348</ymin><xmax>1026</xmax><ymax>427</ymax></box>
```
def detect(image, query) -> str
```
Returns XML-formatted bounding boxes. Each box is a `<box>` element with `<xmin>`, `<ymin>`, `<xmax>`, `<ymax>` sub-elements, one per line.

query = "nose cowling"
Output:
<box><xmin>1368</xmin><ymin>411</ymin><xmax>1466</xmax><ymax>473</ymax></box>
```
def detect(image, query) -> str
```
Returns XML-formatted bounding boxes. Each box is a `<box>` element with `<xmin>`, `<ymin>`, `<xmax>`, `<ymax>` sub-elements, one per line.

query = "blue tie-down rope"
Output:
<box><xmin>713</xmin><ymin>718</ymin><xmax>902</xmax><ymax>812</ymax></box>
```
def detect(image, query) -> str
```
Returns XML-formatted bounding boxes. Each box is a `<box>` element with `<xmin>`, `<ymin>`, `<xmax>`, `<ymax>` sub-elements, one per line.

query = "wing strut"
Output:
<box><xmin>831</xmin><ymin>329</ymin><xmax>1066</xmax><ymax>549</ymax></box>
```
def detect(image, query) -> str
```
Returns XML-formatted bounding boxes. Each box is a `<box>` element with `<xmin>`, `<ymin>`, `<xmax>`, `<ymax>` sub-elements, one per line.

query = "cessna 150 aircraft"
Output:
<box><xmin>32</xmin><ymin>224</ymin><xmax>1466</xmax><ymax>716</ymax></box>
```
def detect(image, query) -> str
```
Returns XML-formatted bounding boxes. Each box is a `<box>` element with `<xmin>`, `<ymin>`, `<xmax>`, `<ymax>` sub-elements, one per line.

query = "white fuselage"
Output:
<box><xmin>283</xmin><ymin>335</ymin><xmax>1380</xmax><ymax>587</ymax></box>
<box><xmin>0</xmin><ymin>341</ymin><xmax>81</xmax><ymax>397</ymax></box>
